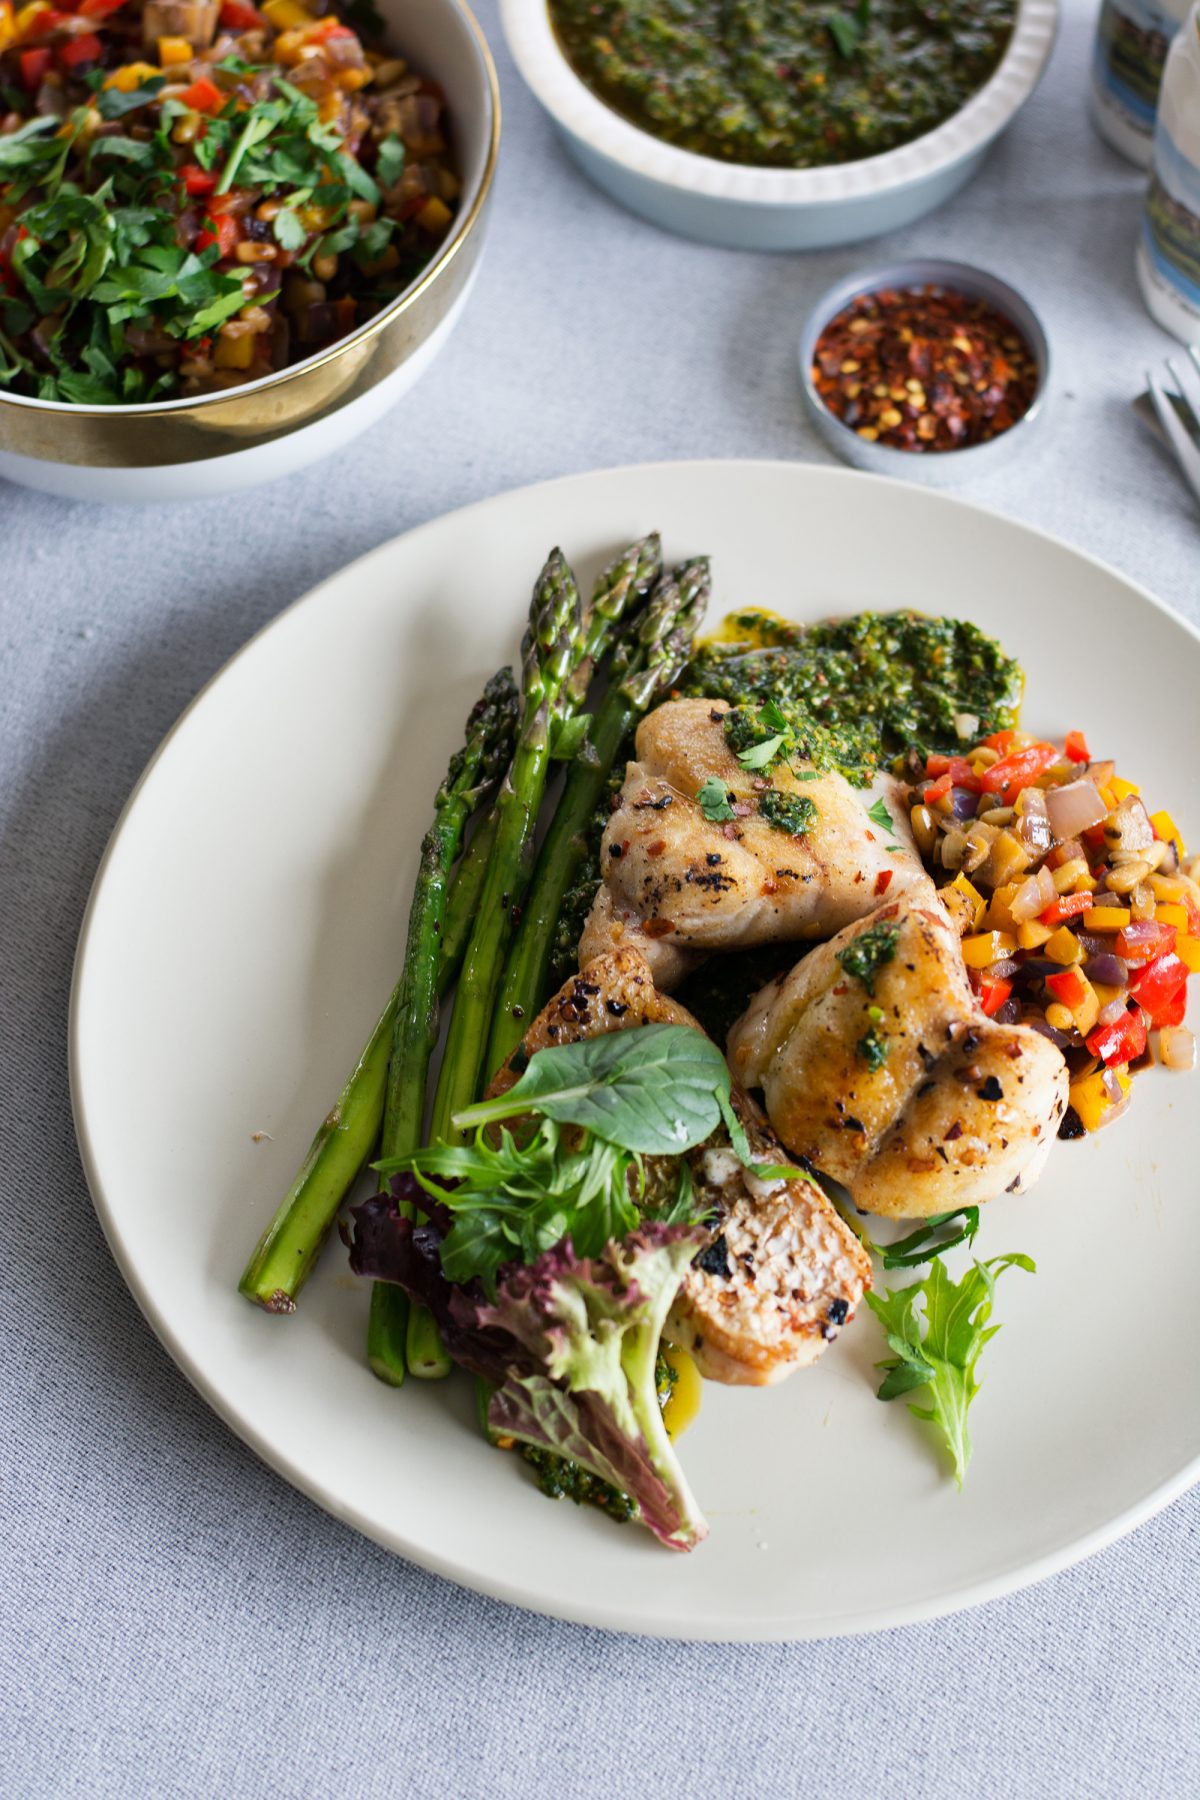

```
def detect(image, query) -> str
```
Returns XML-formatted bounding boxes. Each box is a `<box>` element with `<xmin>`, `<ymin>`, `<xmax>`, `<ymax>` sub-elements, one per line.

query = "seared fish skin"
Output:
<box><xmin>729</xmin><ymin>898</ymin><xmax>1069</xmax><ymax>1219</ymax></box>
<box><xmin>488</xmin><ymin>947</ymin><xmax>871</xmax><ymax>1386</ymax></box>
<box><xmin>581</xmin><ymin>698</ymin><xmax>934</xmax><ymax>988</ymax></box>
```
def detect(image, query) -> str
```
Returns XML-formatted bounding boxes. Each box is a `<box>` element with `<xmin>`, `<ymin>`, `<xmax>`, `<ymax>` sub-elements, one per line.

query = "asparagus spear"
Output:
<box><xmin>238</xmin><ymin>671</ymin><xmax>518</xmax><ymax>1315</ymax></box>
<box><xmin>426</xmin><ymin>536</ymin><xmax>661</xmax><ymax>1145</ymax></box>
<box><xmin>406</xmin><ymin>539</ymin><xmax>661</xmax><ymax>1379</ymax></box>
<box><xmin>366</xmin><ymin>674</ymin><xmax>520</xmax><ymax>1381</ymax></box>
<box><xmin>488</xmin><ymin>557</ymin><xmax>710</xmax><ymax>1071</ymax></box>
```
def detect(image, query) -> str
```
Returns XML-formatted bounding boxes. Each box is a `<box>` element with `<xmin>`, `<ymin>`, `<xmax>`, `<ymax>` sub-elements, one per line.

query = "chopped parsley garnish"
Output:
<box><xmin>856</xmin><ymin>1025</ymin><xmax>889</xmax><ymax>1070</ymax></box>
<box><xmin>696</xmin><ymin>775</ymin><xmax>736</xmax><ymax>822</ymax></box>
<box><xmin>758</xmin><ymin>788</ymin><xmax>817</xmax><ymax>836</ymax></box>
<box><xmin>866</xmin><ymin>795</ymin><xmax>894</xmax><ymax>831</ymax></box>
<box><xmin>836</xmin><ymin>920</ymin><xmax>900</xmax><ymax>996</ymax></box>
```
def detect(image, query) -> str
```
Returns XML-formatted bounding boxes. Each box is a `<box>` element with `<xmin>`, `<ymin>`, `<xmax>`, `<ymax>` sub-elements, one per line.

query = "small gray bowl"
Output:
<box><xmin>798</xmin><ymin>258</ymin><xmax>1051</xmax><ymax>485</ymax></box>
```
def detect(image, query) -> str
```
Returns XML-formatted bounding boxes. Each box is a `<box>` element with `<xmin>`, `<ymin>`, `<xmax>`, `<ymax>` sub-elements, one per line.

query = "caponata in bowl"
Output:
<box><xmin>0</xmin><ymin>0</ymin><xmax>460</xmax><ymax>401</ymax></box>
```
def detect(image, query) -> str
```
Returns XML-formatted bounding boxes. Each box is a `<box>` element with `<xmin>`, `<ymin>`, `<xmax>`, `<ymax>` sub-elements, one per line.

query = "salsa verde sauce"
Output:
<box><xmin>684</xmin><ymin>609</ymin><xmax>1023</xmax><ymax>784</ymax></box>
<box><xmin>548</xmin><ymin>0</ymin><xmax>1017</xmax><ymax>169</ymax></box>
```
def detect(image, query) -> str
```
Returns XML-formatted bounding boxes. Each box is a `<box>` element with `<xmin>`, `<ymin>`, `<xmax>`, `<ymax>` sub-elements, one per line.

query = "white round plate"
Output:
<box><xmin>70</xmin><ymin>461</ymin><xmax>1200</xmax><ymax>1641</ymax></box>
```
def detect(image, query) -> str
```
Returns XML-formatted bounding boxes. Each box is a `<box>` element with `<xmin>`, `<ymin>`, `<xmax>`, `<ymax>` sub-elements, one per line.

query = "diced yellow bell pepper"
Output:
<box><xmin>1045</xmin><ymin>926</ymin><xmax>1084</xmax><ymax>966</ymax></box>
<box><xmin>1096</xmin><ymin>784</ymin><xmax>1117</xmax><ymax>811</ymax></box>
<box><xmin>984</xmin><ymin>882</ymin><xmax>1021</xmax><ymax>935</ymax></box>
<box><xmin>0</xmin><ymin>1</ymin><xmax>16</xmax><ymax>55</ymax></box>
<box><xmin>1068</xmin><ymin>1071</ymin><xmax>1108</xmax><ymax>1132</ymax></box>
<box><xmin>1071</xmin><ymin>980</ymin><xmax>1100</xmax><ymax>1037</ymax></box>
<box><xmin>943</xmin><ymin>872</ymin><xmax>986</xmax><ymax>933</ymax></box>
<box><xmin>961</xmin><ymin>931</ymin><xmax>1017</xmax><ymax>968</ymax></box>
<box><xmin>1177</xmin><ymin>935</ymin><xmax>1200</xmax><ymax>974</ymax></box>
<box><xmin>1091</xmin><ymin>982</ymin><xmax>1123</xmax><ymax>1009</ymax></box>
<box><xmin>158</xmin><ymin>35</ymin><xmax>193</xmax><ymax>65</ymax></box>
<box><xmin>1017</xmin><ymin>919</ymin><xmax>1054</xmax><ymax>950</ymax></box>
<box><xmin>415</xmin><ymin>195</ymin><xmax>453</xmax><ymax>233</ymax></box>
<box><xmin>1083</xmin><ymin>905</ymin><xmax>1130</xmax><ymax>931</ymax></box>
<box><xmin>104</xmin><ymin>61</ymin><xmax>161</xmax><ymax>91</ymax></box>
<box><xmin>1069</xmin><ymin>1066</ymin><xmax>1130</xmax><ymax>1132</ymax></box>
<box><xmin>1149</xmin><ymin>810</ymin><xmax>1186</xmax><ymax>858</ymax></box>
<box><xmin>213</xmin><ymin>329</ymin><xmax>256</xmax><ymax>370</ymax></box>
<box><xmin>1109</xmin><ymin>776</ymin><xmax>1141</xmax><ymax>801</ymax></box>
<box><xmin>1155</xmin><ymin>903</ymin><xmax>1189</xmax><ymax>929</ymax></box>
<box><xmin>14</xmin><ymin>0</ymin><xmax>50</xmax><ymax>35</ymax></box>
<box><xmin>262</xmin><ymin>0</ymin><xmax>315</xmax><ymax>28</ymax></box>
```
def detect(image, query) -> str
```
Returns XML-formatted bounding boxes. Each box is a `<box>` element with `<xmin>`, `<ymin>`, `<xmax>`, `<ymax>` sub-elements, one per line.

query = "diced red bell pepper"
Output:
<box><xmin>1039</xmin><ymin>892</ymin><xmax>1092</xmax><ymax>928</ymax></box>
<box><xmin>979</xmin><ymin>976</ymin><xmax>1013</xmax><ymax>1017</ymax></box>
<box><xmin>979</xmin><ymin>742</ymin><xmax>1059</xmax><ymax>806</ymax></box>
<box><xmin>1064</xmin><ymin>730</ymin><xmax>1090</xmax><ymax>763</ymax></box>
<box><xmin>180</xmin><ymin>75</ymin><xmax>223</xmax><ymax>112</ymax></box>
<box><xmin>925</xmin><ymin>754</ymin><xmax>982</xmax><ymax>790</ymax></box>
<box><xmin>57</xmin><ymin>30</ymin><xmax>102</xmax><ymax>68</ymax></box>
<box><xmin>34</xmin><ymin>8</ymin><xmax>75</xmax><ymax>28</ymax></box>
<box><xmin>1153</xmin><ymin>987</ymin><xmax>1188</xmax><ymax>1030</ymax></box>
<box><xmin>984</xmin><ymin>730</ymin><xmax>1017</xmax><ymax>754</ymax></box>
<box><xmin>195</xmin><ymin>211</ymin><xmax>239</xmax><ymax>256</ymax></box>
<box><xmin>218</xmin><ymin>0</ymin><xmax>263</xmax><ymax>25</ymax></box>
<box><xmin>180</xmin><ymin>163</ymin><xmax>217</xmax><ymax>196</ymax></box>
<box><xmin>78</xmin><ymin>0</ymin><xmax>128</xmax><ymax>16</ymax></box>
<box><xmin>1129</xmin><ymin>951</ymin><xmax>1187</xmax><ymax>1017</ymax></box>
<box><xmin>19</xmin><ymin>47</ymin><xmax>52</xmax><ymax>89</ymax></box>
<box><xmin>1086</xmin><ymin>1006</ymin><xmax>1148</xmax><ymax>1066</ymax></box>
<box><xmin>1045</xmin><ymin>966</ymin><xmax>1089</xmax><ymax>1010</ymax></box>
<box><xmin>305</xmin><ymin>16</ymin><xmax>354</xmax><ymax>37</ymax></box>
<box><xmin>1114</xmin><ymin>921</ymin><xmax>1176</xmax><ymax>964</ymax></box>
<box><xmin>924</xmin><ymin>770</ymin><xmax>953</xmax><ymax>805</ymax></box>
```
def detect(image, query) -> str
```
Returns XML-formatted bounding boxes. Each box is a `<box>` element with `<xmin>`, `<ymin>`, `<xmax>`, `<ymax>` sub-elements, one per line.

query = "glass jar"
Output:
<box><xmin>1137</xmin><ymin>3</ymin><xmax>1200</xmax><ymax>341</ymax></box>
<box><xmin>1091</xmin><ymin>0</ymin><xmax>1192</xmax><ymax>167</ymax></box>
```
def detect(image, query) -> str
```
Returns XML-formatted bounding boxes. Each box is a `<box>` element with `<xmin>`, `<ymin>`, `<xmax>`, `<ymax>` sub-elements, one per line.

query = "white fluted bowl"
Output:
<box><xmin>499</xmin><ymin>0</ymin><xmax>1058</xmax><ymax>251</ymax></box>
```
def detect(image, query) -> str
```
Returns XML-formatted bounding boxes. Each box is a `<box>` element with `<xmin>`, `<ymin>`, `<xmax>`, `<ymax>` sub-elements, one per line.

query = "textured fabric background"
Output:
<box><xmin>3</xmin><ymin>2</ymin><xmax>1198</xmax><ymax>1794</ymax></box>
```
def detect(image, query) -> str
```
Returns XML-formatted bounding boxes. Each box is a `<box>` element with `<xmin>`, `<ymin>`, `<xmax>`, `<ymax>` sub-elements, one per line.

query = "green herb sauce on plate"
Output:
<box><xmin>548</xmin><ymin>0</ymin><xmax>1016</xmax><ymax>170</ymax></box>
<box><xmin>684</xmin><ymin>609</ymin><xmax>1023</xmax><ymax>785</ymax></box>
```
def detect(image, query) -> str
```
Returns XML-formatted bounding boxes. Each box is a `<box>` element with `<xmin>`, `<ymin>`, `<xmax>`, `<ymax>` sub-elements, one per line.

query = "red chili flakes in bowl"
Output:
<box><xmin>811</xmin><ymin>285</ymin><xmax>1039</xmax><ymax>453</ymax></box>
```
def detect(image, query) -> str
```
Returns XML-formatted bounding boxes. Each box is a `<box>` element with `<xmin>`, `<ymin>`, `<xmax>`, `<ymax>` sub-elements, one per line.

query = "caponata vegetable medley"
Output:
<box><xmin>902</xmin><ymin>727</ymin><xmax>1200</xmax><ymax>1133</ymax></box>
<box><xmin>0</xmin><ymin>0</ymin><xmax>458</xmax><ymax>402</ymax></box>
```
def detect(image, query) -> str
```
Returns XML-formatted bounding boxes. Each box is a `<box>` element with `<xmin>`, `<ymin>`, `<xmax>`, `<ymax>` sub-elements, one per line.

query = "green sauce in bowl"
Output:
<box><xmin>548</xmin><ymin>0</ymin><xmax>1017</xmax><ymax>170</ymax></box>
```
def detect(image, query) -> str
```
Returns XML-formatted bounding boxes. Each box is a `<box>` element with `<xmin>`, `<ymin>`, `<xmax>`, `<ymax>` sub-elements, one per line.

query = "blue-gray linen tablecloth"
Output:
<box><xmin>3</xmin><ymin>1</ymin><xmax>1197</xmax><ymax>1793</ymax></box>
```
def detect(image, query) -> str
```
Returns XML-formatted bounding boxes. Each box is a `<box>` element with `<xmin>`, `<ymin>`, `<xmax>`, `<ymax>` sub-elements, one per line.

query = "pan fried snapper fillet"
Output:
<box><xmin>487</xmin><ymin>947</ymin><xmax>872</xmax><ymax>1386</ymax></box>
<box><xmin>580</xmin><ymin>698</ymin><xmax>935</xmax><ymax>989</ymax></box>
<box><xmin>728</xmin><ymin>898</ymin><xmax>1069</xmax><ymax>1219</ymax></box>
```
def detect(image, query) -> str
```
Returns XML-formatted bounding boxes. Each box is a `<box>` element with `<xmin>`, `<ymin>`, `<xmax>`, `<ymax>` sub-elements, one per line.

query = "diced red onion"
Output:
<box><xmin>1113</xmin><ymin>920</ymin><xmax>1162</xmax><ymax>961</ymax></box>
<box><xmin>1101</xmin><ymin>1066</ymin><xmax>1125</xmax><ymax>1103</ymax></box>
<box><xmin>1016</xmin><ymin>788</ymin><xmax>1053</xmax><ymax>852</ymax></box>
<box><xmin>986</xmin><ymin>958</ymin><xmax>1021</xmax><ymax>980</ymax></box>
<box><xmin>992</xmin><ymin>997</ymin><xmax>1022</xmax><ymax>1025</ymax></box>
<box><xmin>1010</xmin><ymin>872</ymin><xmax>1046</xmax><ymax>923</ymax></box>
<box><xmin>1160</xmin><ymin>1026</ymin><xmax>1196</xmax><ymax>1071</ymax></box>
<box><xmin>1096</xmin><ymin>996</ymin><xmax>1128</xmax><ymax>1030</ymax></box>
<box><xmin>949</xmin><ymin>787</ymin><xmax>979</xmax><ymax>821</ymax></box>
<box><xmin>1084</xmin><ymin>952</ymin><xmax>1127</xmax><ymax>987</ymax></box>
<box><xmin>1045</xmin><ymin>779</ymin><xmax>1106</xmax><ymax>842</ymax></box>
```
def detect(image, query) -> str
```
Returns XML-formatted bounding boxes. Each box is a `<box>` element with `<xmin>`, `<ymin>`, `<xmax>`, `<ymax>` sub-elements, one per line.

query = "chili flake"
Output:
<box><xmin>811</xmin><ymin>285</ymin><xmax>1038</xmax><ymax>453</ymax></box>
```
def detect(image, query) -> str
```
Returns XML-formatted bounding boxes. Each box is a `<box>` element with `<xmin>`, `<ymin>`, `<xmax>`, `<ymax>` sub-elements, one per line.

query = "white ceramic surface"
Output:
<box><xmin>0</xmin><ymin>0</ymin><xmax>496</xmax><ymax>503</ymax></box>
<box><xmin>499</xmin><ymin>0</ymin><xmax>1059</xmax><ymax>250</ymax></box>
<box><xmin>70</xmin><ymin>460</ymin><xmax>1200</xmax><ymax>1641</ymax></box>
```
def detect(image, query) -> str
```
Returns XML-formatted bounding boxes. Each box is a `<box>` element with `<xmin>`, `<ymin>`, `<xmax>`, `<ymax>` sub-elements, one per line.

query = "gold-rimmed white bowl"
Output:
<box><xmin>0</xmin><ymin>0</ymin><xmax>499</xmax><ymax>503</ymax></box>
